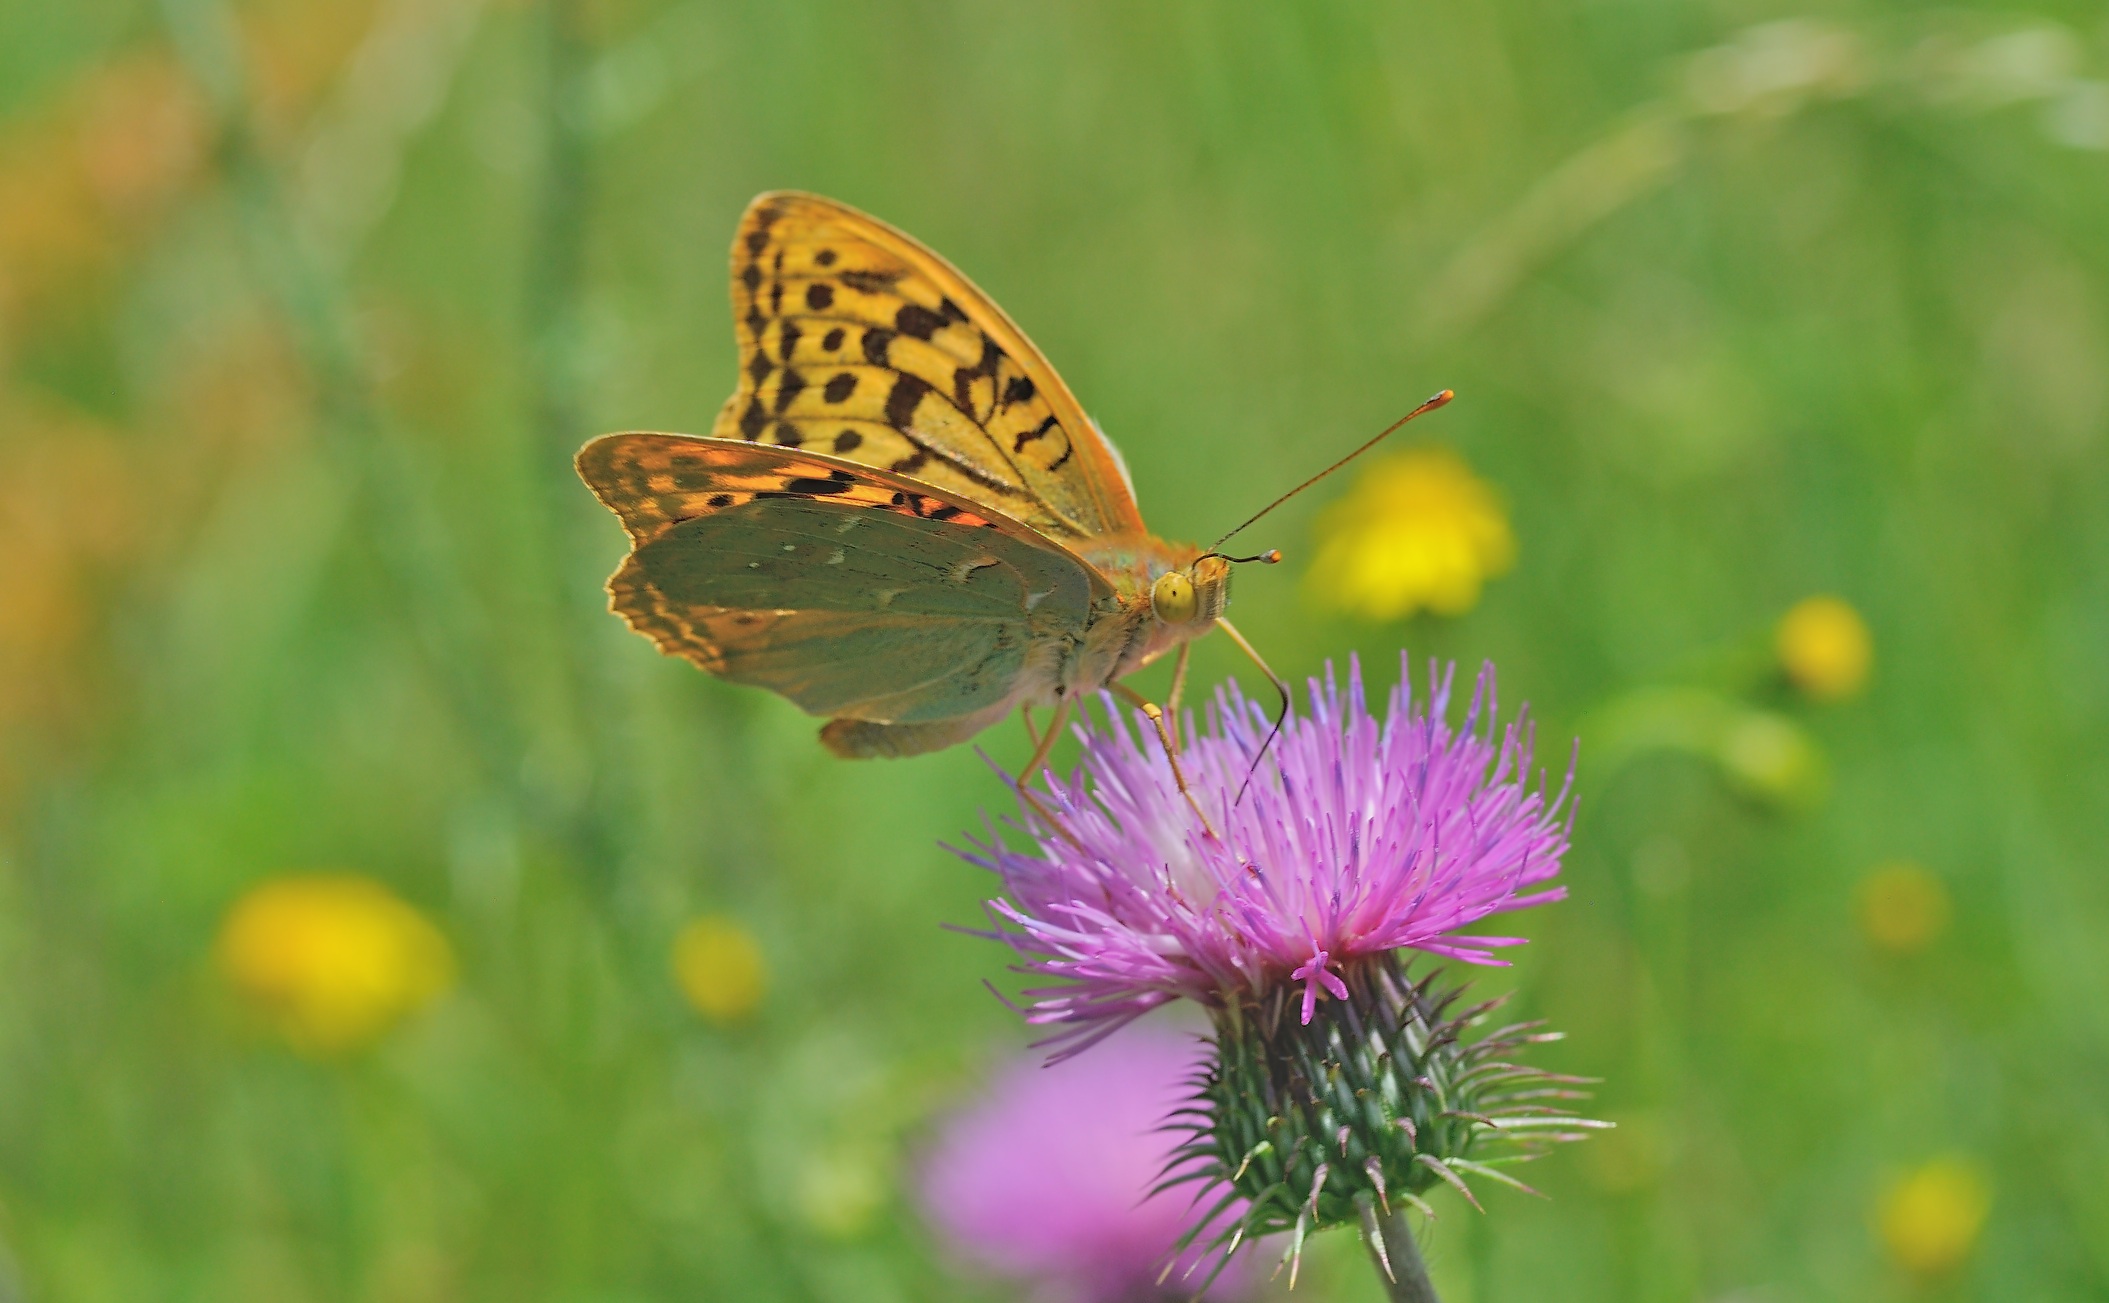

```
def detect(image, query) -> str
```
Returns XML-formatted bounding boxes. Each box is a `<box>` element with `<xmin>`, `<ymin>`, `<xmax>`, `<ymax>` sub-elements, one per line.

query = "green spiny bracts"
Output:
<box><xmin>1160</xmin><ymin>955</ymin><xmax>1605</xmax><ymax>1285</ymax></box>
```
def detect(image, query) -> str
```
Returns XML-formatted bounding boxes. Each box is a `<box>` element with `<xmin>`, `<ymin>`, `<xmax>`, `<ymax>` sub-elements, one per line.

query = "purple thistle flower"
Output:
<box><xmin>917</xmin><ymin>1027</ymin><xmax>1257</xmax><ymax>1303</ymax></box>
<box><xmin>957</xmin><ymin>654</ymin><xmax>1572</xmax><ymax>1050</ymax></box>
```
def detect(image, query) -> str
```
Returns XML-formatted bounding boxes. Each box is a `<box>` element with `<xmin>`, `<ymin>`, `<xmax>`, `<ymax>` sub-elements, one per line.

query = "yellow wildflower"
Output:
<box><xmin>1777</xmin><ymin>595</ymin><xmax>1872</xmax><ymax>700</ymax></box>
<box><xmin>1878</xmin><ymin>1158</ymin><xmax>1991</xmax><ymax>1277</ymax></box>
<box><xmin>673</xmin><ymin>915</ymin><xmax>767</xmax><ymax>1024</ymax></box>
<box><xmin>1308</xmin><ymin>448</ymin><xmax>1515</xmax><ymax>620</ymax></box>
<box><xmin>216</xmin><ymin>874</ymin><xmax>454</xmax><ymax>1056</ymax></box>
<box><xmin>1857</xmin><ymin>861</ymin><xmax>1951</xmax><ymax>955</ymax></box>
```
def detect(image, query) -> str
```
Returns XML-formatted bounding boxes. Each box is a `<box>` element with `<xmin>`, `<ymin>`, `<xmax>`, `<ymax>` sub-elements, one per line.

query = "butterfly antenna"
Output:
<box><xmin>1208</xmin><ymin>390</ymin><xmax>1454</xmax><ymax>552</ymax></box>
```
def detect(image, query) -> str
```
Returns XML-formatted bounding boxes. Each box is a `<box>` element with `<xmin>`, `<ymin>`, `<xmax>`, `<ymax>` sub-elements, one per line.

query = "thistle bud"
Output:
<box><xmin>1170</xmin><ymin>955</ymin><xmax>1601</xmax><ymax>1284</ymax></box>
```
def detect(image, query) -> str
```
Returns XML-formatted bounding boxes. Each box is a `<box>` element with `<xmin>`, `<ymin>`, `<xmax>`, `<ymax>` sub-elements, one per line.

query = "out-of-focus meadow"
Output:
<box><xmin>2</xmin><ymin>1</ymin><xmax>2107</xmax><ymax>1299</ymax></box>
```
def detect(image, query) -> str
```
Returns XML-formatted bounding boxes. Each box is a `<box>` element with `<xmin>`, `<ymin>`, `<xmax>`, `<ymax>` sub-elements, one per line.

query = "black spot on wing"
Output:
<box><xmin>833</xmin><ymin>430</ymin><xmax>862</xmax><ymax>453</ymax></box>
<box><xmin>823</xmin><ymin>373</ymin><xmax>857</xmax><ymax>404</ymax></box>
<box><xmin>746</xmin><ymin>207</ymin><xmax>779</xmax><ymax>253</ymax></box>
<box><xmin>895</xmin><ymin>303</ymin><xmax>945</xmax><ymax>340</ymax></box>
<box><xmin>774</xmin><ymin>368</ymin><xmax>806</xmax><ymax>413</ymax></box>
<box><xmin>739</xmin><ymin>399</ymin><xmax>768</xmax><ymax>440</ymax></box>
<box><xmin>952</xmin><ymin>335</ymin><xmax>1004</xmax><ymax>411</ymax></box>
<box><xmin>1002</xmin><ymin>375</ymin><xmax>1035</xmax><ymax>406</ymax></box>
<box><xmin>886</xmin><ymin>374</ymin><xmax>932</xmax><ymax>428</ymax></box>
<box><xmin>778</xmin><ymin>321</ymin><xmax>802</xmax><ymax>363</ymax></box>
<box><xmin>822</xmin><ymin>327</ymin><xmax>845</xmax><ymax>352</ymax></box>
<box><xmin>740</xmin><ymin>263</ymin><xmax>761</xmax><ymax>291</ymax></box>
<box><xmin>784</xmin><ymin>476</ymin><xmax>853</xmax><ymax>496</ymax></box>
<box><xmin>840</xmin><ymin>268</ymin><xmax>902</xmax><ymax>294</ymax></box>
<box><xmin>862</xmin><ymin>328</ymin><xmax>894</xmax><ymax>366</ymax></box>
<box><xmin>806</xmin><ymin>283</ymin><xmax>834</xmax><ymax>311</ymax></box>
<box><xmin>747</xmin><ymin>350</ymin><xmax>775</xmax><ymax>385</ymax></box>
<box><xmin>1014</xmin><ymin>414</ymin><xmax>1057</xmax><ymax>452</ymax></box>
<box><xmin>816</xmin><ymin>249</ymin><xmax>838</xmax><ymax>267</ymax></box>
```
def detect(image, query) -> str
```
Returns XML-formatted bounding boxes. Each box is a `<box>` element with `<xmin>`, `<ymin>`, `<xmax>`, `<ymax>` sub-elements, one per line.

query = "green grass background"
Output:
<box><xmin>1</xmin><ymin>0</ymin><xmax>2106</xmax><ymax>1299</ymax></box>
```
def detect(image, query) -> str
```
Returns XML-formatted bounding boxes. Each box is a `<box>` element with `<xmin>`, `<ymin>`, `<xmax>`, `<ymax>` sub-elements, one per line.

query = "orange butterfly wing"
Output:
<box><xmin>711</xmin><ymin>191</ymin><xmax>1146</xmax><ymax>545</ymax></box>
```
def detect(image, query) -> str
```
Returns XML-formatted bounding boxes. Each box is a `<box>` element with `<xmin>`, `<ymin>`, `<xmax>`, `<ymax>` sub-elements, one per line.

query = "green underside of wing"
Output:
<box><xmin>618</xmin><ymin>497</ymin><xmax>1096</xmax><ymax>723</ymax></box>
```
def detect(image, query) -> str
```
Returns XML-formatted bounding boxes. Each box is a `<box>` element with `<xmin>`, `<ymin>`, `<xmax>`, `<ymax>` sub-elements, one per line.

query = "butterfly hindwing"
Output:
<box><xmin>713</xmin><ymin>191</ymin><xmax>1145</xmax><ymax>544</ymax></box>
<box><xmin>578</xmin><ymin>433</ymin><xmax>1107</xmax><ymax>726</ymax></box>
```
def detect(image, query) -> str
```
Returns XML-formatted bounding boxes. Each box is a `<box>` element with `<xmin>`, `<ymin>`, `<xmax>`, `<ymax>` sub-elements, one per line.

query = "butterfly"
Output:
<box><xmin>577</xmin><ymin>191</ymin><xmax>1447</xmax><ymax>790</ymax></box>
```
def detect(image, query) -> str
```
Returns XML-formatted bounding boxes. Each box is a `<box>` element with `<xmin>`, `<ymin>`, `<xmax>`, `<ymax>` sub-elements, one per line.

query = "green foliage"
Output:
<box><xmin>1</xmin><ymin>1</ymin><xmax>2106</xmax><ymax>1300</ymax></box>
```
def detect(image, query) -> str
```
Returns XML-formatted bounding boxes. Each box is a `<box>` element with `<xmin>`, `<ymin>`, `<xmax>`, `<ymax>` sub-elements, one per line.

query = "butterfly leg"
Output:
<box><xmin>1163</xmin><ymin>641</ymin><xmax>1192</xmax><ymax>752</ymax></box>
<box><xmin>1014</xmin><ymin>697</ymin><xmax>1078</xmax><ymax>841</ymax></box>
<box><xmin>1114</xmin><ymin>683</ymin><xmax>1219</xmax><ymax>840</ymax></box>
<box><xmin>1019</xmin><ymin>704</ymin><xmax>1041</xmax><ymax>751</ymax></box>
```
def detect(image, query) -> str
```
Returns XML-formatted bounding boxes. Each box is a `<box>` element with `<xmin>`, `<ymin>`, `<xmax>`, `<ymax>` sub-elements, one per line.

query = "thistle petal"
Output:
<box><xmin>959</xmin><ymin>655</ymin><xmax>1572</xmax><ymax>1046</ymax></box>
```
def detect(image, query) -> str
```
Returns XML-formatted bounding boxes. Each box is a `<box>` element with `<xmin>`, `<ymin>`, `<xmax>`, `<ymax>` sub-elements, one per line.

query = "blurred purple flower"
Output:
<box><xmin>957</xmin><ymin>654</ymin><xmax>1571</xmax><ymax>1049</ymax></box>
<box><xmin>918</xmin><ymin>1027</ymin><xmax>1254</xmax><ymax>1303</ymax></box>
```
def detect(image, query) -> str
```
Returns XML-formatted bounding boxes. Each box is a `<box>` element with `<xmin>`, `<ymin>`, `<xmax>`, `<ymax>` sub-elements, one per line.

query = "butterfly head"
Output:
<box><xmin>1150</xmin><ymin>549</ymin><xmax>1265</xmax><ymax>629</ymax></box>
<box><xmin>1149</xmin><ymin>557</ymin><xmax>1218</xmax><ymax>627</ymax></box>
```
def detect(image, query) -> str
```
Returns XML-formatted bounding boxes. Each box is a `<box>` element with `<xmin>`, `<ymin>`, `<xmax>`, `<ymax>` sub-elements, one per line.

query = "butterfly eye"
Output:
<box><xmin>1151</xmin><ymin>571</ymin><xmax>1198</xmax><ymax>624</ymax></box>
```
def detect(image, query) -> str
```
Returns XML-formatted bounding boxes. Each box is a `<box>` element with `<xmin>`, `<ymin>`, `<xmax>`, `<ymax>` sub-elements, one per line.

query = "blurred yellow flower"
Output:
<box><xmin>673</xmin><ymin>915</ymin><xmax>766</xmax><ymax>1024</ymax></box>
<box><xmin>1857</xmin><ymin>861</ymin><xmax>1951</xmax><ymax>955</ymax></box>
<box><xmin>1878</xmin><ymin>1157</ymin><xmax>1991</xmax><ymax>1277</ymax></box>
<box><xmin>216</xmin><ymin>874</ymin><xmax>454</xmax><ymax>1057</ymax></box>
<box><xmin>1777</xmin><ymin>595</ymin><xmax>1872</xmax><ymax>700</ymax></box>
<box><xmin>1307</xmin><ymin>448</ymin><xmax>1515</xmax><ymax>621</ymax></box>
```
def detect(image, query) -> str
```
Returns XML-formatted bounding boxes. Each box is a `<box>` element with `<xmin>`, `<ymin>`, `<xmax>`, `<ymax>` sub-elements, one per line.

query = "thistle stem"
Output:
<box><xmin>1366</xmin><ymin>1208</ymin><xmax>1442</xmax><ymax>1303</ymax></box>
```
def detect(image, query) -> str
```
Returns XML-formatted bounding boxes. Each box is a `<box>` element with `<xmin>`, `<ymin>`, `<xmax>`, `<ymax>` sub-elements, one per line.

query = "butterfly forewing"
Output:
<box><xmin>715</xmin><ymin>192</ymin><xmax>1145</xmax><ymax>544</ymax></box>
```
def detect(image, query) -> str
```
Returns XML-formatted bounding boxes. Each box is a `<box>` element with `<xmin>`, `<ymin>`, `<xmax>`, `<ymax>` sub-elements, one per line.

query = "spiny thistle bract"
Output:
<box><xmin>1163</xmin><ymin>954</ymin><xmax>1602</xmax><ymax>1287</ymax></box>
